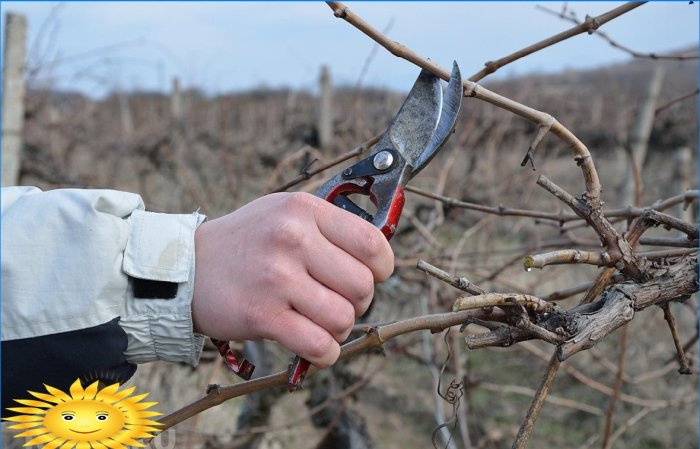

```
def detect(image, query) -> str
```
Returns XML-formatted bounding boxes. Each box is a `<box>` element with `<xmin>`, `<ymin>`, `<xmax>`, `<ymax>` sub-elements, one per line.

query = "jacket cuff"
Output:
<box><xmin>119</xmin><ymin>210</ymin><xmax>207</xmax><ymax>366</ymax></box>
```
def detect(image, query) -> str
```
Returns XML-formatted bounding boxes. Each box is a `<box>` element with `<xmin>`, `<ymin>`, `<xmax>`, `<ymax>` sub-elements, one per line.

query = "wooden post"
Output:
<box><xmin>170</xmin><ymin>77</ymin><xmax>183</xmax><ymax>126</ymax></box>
<box><xmin>589</xmin><ymin>94</ymin><xmax>603</xmax><ymax>128</ymax></box>
<box><xmin>618</xmin><ymin>66</ymin><xmax>665</xmax><ymax>207</ymax></box>
<box><xmin>672</xmin><ymin>146</ymin><xmax>693</xmax><ymax>223</ymax></box>
<box><xmin>47</xmin><ymin>104</ymin><xmax>65</xmax><ymax>172</ymax></box>
<box><xmin>318</xmin><ymin>65</ymin><xmax>333</xmax><ymax>149</ymax></box>
<box><xmin>1</xmin><ymin>12</ymin><xmax>27</xmax><ymax>186</ymax></box>
<box><xmin>118</xmin><ymin>93</ymin><xmax>134</xmax><ymax>136</ymax></box>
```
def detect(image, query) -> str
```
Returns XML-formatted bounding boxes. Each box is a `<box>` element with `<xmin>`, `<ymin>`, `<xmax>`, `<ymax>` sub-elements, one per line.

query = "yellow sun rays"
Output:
<box><xmin>3</xmin><ymin>379</ymin><xmax>162</xmax><ymax>449</ymax></box>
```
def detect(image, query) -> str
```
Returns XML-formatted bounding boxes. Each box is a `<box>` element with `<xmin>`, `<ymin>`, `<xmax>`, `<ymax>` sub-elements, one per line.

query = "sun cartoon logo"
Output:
<box><xmin>3</xmin><ymin>378</ymin><xmax>162</xmax><ymax>449</ymax></box>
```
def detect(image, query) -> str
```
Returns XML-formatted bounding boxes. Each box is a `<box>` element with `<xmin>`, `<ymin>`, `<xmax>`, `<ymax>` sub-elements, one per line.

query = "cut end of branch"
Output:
<box><xmin>524</xmin><ymin>256</ymin><xmax>536</xmax><ymax>271</ymax></box>
<box><xmin>332</xmin><ymin>6</ymin><xmax>347</xmax><ymax>18</ymax></box>
<box><xmin>520</xmin><ymin>146</ymin><xmax>536</xmax><ymax>171</ymax></box>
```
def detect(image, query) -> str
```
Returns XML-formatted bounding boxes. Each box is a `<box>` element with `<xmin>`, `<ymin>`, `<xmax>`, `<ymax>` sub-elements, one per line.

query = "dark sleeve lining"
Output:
<box><xmin>1</xmin><ymin>317</ymin><xmax>137</xmax><ymax>416</ymax></box>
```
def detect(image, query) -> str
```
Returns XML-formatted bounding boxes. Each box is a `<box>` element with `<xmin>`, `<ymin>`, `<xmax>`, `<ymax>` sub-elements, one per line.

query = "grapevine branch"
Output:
<box><xmin>512</xmin><ymin>351</ymin><xmax>561</xmax><ymax>449</ymax></box>
<box><xmin>524</xmin><ymin>250</ymin><xmax>612</xmax><ymax>270</ymax></box>
<box><xmin>417</xmin><ymin>259</ymin><xmax>486</xmax><ymax>295</ymax></box>
<box><xmin>158</xmin><ymin>308</ymin><xmax>497</xmax><ymax>432</ymax></box>
<box><xmin>471</xmin><ymin>2</ymin><xmax>646</xmax><ymax>81</ymax></box>
<box><xmin>537</xmin><ymin>3</ymin><xmax>699</xmax><ymax>62</ymax></box>
<box><xmin>407</xmin><ymin>186</ymin><xmax>698</xmax><ymax>225</ymax></box>
<box><xmin>660</xmin><ymin>303</ymin><xmax>692</xmax><ymax>374</ymax></box>
<box><xmin>655</xmin><ymin>87</ymin><xmax>700</xmax><ymax>116</ymax></box>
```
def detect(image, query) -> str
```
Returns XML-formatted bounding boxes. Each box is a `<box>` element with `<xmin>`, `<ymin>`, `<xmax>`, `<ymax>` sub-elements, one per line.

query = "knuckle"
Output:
<box><xmin>306</xmin><ymin>334</ymin><xmax>337</xmax><ymax>364</ymax></box>
<box><xmin>272</xmin><ymin>219</ymin><xmax>306</xmax><ymax>249</ymax></box>
<box><xmin>361</xmin><ymin>228</ymin><xmax>393</xmax><ymax>280</ymax></box>
<box><xmin>367</xmin><ymin>232</ymin><xmax>394</xmax><ymax>282</ymax></box>
<box><xmin>356</xmin><ymin>268</ymin><xmax>375</xmax><ymax>302</ymax></box>
<box><xmin>261</xmin><ymin>261</ymin><xmax>293</xmax><ymax>287</ymax></box>
<box><xmin>272</xmin><ymin>193</ymin><xmax>320</xmax><ymax>248</ymax></box>
<box><xmin>334</xmin><ymin>302</ymin><xmax>356</xmax><ymax>336</ymax></box>
<box><xmin>280</xmin><ymin>192</ymin><xmax>315</xmax><ymax>216</ymax></box>
<box><xmin>363</xmin><ymin>227</ymin><xmax>385</xmax><ymax>260</ymax></box>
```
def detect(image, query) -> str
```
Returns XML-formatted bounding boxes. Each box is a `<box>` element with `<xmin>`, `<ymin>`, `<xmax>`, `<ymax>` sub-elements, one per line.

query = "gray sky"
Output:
<box><xmin>1</xmin><ymin>2</ymin><xmax>698</xmax><ymax>97</ymax></box>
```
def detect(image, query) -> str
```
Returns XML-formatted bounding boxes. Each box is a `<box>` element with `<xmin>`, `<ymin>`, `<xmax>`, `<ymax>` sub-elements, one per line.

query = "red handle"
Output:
<box><xmin>287</xmin><ymin>355</ymin><xmax>311</xmax><ymax>391</ymax></box>
<box><xmin>212</xmin><ymin>338</ymin><xmax>255</xmax><ymax>380</ymax></box>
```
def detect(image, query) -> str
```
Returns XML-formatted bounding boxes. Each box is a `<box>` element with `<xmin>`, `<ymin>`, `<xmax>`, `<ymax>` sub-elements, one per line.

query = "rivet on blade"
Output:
<box><xmin>373</xmin><ymin>151</ymin><xmax>394</xmax><ymax>170</ymax></box>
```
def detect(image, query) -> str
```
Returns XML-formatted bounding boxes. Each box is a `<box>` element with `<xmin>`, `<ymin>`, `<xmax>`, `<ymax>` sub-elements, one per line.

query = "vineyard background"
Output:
<box><xmin>2</xmin><ymin>4</ymin><xmax>699</xmax><ymax>449</ymax></box>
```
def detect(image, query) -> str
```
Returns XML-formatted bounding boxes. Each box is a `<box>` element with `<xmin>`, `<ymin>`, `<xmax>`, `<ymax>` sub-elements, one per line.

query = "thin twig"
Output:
<box><xmin>520</xmin><ymin>342</ymin><xmax>676</xmax><ymax>408</ymax></box>
<box><xmin>607</xmin><ymin>192</ymin><xmax>699</xmax><ymax>219</ymax></box>
<box><xmin>478</xmin><ymin>382</ymin><xmax>603</xmax><ymax>416</ymax></box>
<box><xmin>637</xmin><ymin>248</ymin><xmax>698</xmax><ymax>260</ymax></box>
<box><xmin>535</xmin><ymin>175</ymin><xmax>590</xmax><ymax>219</ymax></box>
<box><xmin>471</xmin><ymin>2</ymin><xmax>646</xmax><ymax>81</ymax></box>
<box><xmin>355</xmin><ymin>18</ymin><xmax>395</xmax><ymax>88</ymax></box>
<box><xmin>638</xmin><ymin>236</ymin><xmax>699</xmax><ymax>248</ymax></box>
<box><xmin>417</xmin><ymin>260</ymin><xmax>486</xmax><ymax>295</ymax></box>
<box><xmin>409</xmin><ymin>187</ymin><xmax>698</xmax><ymax>226</ymax></box>
<box><xmin>520</xmin><ymin>117</ymin><xmax>554</xmax><ymax>170</ymax></box>
<box><xmin>566</xmin><ymin>190</ymin><xmax>698</xmax><ymax>224</ymax></box>
<box><xmin>655</xmin><ymin>87</ymin><xmax>700</xmax><ymax>116</ymax></box>
<box><xmin>537</xmin><ymin>3</ymin><xmax>698</xmax><ymax>62</ymax></box>
<box><xmin>624</xmin><ymin>143</ymin><xmax>643</xmax><ymax>208</ymax></box>
<box><xmin>642</xmin><ymin>210</ymin><xmax>698</xmax><ymax>239</ymax></box>
<box><xmin>406</xmin><ymin>185</ymin><xmax>578</xmax><ymax>222</ymax></box>
<box><xmin>222</xmin><ymin>355</ymin><xmax>392</xmax><ymax>444</ymax></box>
<box><xmin>606</xmin><ymin>397</ymin><xmax>696</xmax><ymax>447</ymax></box>
<box><xmin>512</xmin><ymin>351</ymin><xmax>561</xmax><ymax>449</ymax></box>
<box><xmin>601</xmin><ymin>326</ymin><xmax>629</xmax><ymax>449</ymax></box>
<box><xmin>660</xmin><ymin>303</ymin><xmax>692</xmax><ymax>374</ymax></box>
<box><xmin>269</xmin><ymin>132</ymin><xmax>382</xmax><ymax>193</ymax></box>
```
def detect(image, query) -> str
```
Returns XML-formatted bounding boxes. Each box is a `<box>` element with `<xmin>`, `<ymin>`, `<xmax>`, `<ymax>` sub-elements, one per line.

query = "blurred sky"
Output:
<box><xmin>0</xmin><ymin>2</ymin><xmax>698</xmax><ymax>98</ymax></box>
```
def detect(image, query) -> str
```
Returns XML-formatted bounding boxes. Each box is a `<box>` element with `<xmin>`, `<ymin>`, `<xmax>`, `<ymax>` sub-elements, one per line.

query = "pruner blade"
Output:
<box><xmin>385</xmin><ymin>61</ymin><xmax>462</xmax><ymax>177</ymax></box>
<box><xmin>412</xmin><ymin>61</ymin><xmax>463</xmax><ymax>176</ymax></box>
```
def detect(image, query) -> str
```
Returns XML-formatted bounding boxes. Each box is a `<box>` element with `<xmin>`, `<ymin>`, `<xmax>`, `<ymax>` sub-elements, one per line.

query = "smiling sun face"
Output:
<box><xmin>43</xmin><ymin>399</ymin><xmax>125</xmax><ymax>442</ymax></box>
<box><xmin>3</xmin><ymin>379</ymin><xmax>162</xmax><ymax>449</ymax></box>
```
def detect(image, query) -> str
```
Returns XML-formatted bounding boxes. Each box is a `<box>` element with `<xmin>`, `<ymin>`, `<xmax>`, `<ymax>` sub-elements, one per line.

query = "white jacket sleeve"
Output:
<box><xmin>1</xmin><ymin>186</ymin><xmax>206</xmax><ymax>366</ymax></box>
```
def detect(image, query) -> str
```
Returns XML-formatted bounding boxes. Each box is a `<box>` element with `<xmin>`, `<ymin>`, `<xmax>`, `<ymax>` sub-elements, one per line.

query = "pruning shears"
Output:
<box><xmin>212</xmin><ymin>62</ymin><xmax>463</xmax><ymax>387</ymax></box>
<box><xmin>288</xmin><ymin>61</ymin><xmax>464</xmax><ymax>390</ymax></box>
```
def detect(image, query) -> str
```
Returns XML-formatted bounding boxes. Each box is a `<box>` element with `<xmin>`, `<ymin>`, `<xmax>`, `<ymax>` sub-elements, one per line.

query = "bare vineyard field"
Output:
<box><xmin>3</xmin><ymin>4</ymin><xmax>698</xmax><ymax>444</ymax></box>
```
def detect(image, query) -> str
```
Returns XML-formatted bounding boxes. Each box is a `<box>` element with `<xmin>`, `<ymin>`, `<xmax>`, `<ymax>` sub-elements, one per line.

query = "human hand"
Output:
<box><xmin>191</xmin><ymin>192</ymin><xmax>394</xmax><ymax>367</ymax></box>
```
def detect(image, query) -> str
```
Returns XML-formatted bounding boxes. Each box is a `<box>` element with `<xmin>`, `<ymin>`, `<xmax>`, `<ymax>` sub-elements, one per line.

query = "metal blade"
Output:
<box><xmin>385</xmin><ymin>68</ymin><xmax>443</xmax><ymax>169</ymax></box>
<box><xmin>411</xmin><ymin>61</ymin><xmax>463</xmax><ymax>177</ymax></box>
